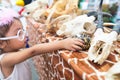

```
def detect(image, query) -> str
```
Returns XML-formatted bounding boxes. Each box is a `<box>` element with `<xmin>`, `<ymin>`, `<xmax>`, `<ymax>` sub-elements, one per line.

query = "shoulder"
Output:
<box><xmin>0</xmin><ymin>54</ymin><xmax>5</xmax><ymax>60</ymax></box>
<box><xmin>0</xmin><ymin>54</ymin><xmax>5</xmax><ymax>66</ymax></box>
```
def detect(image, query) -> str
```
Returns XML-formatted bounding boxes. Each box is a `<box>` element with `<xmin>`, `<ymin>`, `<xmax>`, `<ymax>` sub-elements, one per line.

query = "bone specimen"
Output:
<box><xmin>46</xmin><ymin>15</ymin><xmax>72</xmax><ymax>34</ymax></box>
<box><xmin>105</xmin><ymin>61</ymin><xmax>120</xmax><ymax>80</ymax></box>
<box><xmin>88</xmin><ymin>8</ymin><xmax>119</xmax><ymax>65</ymax></box>
<box><xmin>114</xmin><ymin>41</ymin><xmax>120</xmax><ymax>54</ymax></box>
<box><xmin>44</xmin><ymin>0</ymin><xmax>79</xmax><ymax>18</ymax></box>
<box><xmin>85</xmin><ymin>9</ymin><xmax>120</xmax><ymax>65</ymax></box>
<box><xmin>103</xmin><ymin>23</ymin><xmax>115</xmax><ymax>27</ymax></box>
<box><xmin>21</xmin><ymin>0</ymin><xmax>48</xmax><ymax>22</ymax></box>
<box><xmin>118</xmin><ymin>34</ymin><xmax>120</xmax><ymax>41</ymax></box>
<box><xmin>21</xmin><ymin>0</ymin><xmax>90</xmax><ymax>35</ymax></box>
<box><xmin>88</xmin><ymin>0</ymin><xmax>119</xmax><ymax>65</ymax></box>
<box><xmin>56</xmin><ymin>14</ymin><xmax>96</xmax><ymax>37</ymax></box>
<box><xmin>115</xmin><ymin>48</ymin><xmax>120</xmax><ymax>54</ymax></box>
<box><xmin>43</xmin><ymin>0</ymin><xmax>80</xmax><ymax>31</ymax></box>
<box><xmin>88</xmin><ymin>28</ymin><xmax>118</xmax><ymax>65</ymax></box>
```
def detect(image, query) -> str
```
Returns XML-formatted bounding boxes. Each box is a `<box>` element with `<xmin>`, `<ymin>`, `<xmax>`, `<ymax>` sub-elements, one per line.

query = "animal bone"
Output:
<box><xmin>46</xmin><ymin>14</ymin><xmax>72</xmax><ymax>34</ymax></box>
<box><xmin>117</xmin><ymin>34</ymin><xmax>120</xmax><ymax>41</ymax></box>
<box><xmin>88</xmin><ymin>22</ymin><xmax>120</xmax><ymax>65</ymax></box>
<box><xmin>56</xmin><ymin>14</ymin><xmax>96</xmax><ymax>37</ymax></box>
<box><xmin>44</xmin><ymin>0</ymin><xmax>79</xmax><ymax>18</ymax></box>
<box><xmin>105</xmin><ymin>61</ymin><xmax>120</xmax><ymax>80</ymax></box>
<box><xmin>21</xmin><ymin>0</ymin><xmax>48</xmax><ymax>21</ymax></box>
<box><xmin>88</xmin><ymin>0</ymin><xmax>119</xmax><ymax>65</ymax></box>
<box><xmin>88</xmin><ymin>28</ymin><xmax>118</xmax><ymax>65</ymax></box>
<box><xmin>43</xmin><ymin>0</ymin><xmax>79</xmax><ymax>28</ymax></box>
<box><xmin>115</xmin><ymin>48</ymin><xmax>120</xmax><ymax>54</ymax></box>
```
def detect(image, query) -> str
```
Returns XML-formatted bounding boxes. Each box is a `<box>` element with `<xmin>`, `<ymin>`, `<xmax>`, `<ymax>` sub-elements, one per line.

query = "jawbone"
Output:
<box><xmin>88</xmin><ymin>28</ymin><xmax>118</xmax><ymax>65</ymax></box>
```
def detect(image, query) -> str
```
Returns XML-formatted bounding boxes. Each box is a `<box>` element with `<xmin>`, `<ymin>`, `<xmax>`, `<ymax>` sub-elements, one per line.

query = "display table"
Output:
<box><xmin>32</xmin><ymin>33</ymin><xmax>120</xmax><ymax>80</ymax></box>
<box><xmin>59</xmin><ymin>50</ymin><xmax>119</xmax><ymax>80</ymax></box>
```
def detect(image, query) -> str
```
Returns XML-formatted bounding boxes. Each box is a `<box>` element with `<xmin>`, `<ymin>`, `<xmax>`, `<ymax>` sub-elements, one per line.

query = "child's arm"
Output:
<box><xmin>1</xmin><ymin>38</ymin><xmax>84</xmax><ymax>67</ymax></box>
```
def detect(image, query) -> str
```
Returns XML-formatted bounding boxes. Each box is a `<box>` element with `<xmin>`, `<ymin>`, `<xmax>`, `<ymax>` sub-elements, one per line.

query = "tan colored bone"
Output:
<box><xmin>47</xmin><ymin>15</ymin><xmax>72</xmax><ymax>34</ymax></box>
<box><xmin>44</xmin><ymin>0</ymin><xmax>79</xmax><ymax>18</ymax></box>
<box><xmin>117</xmin><ymin>34</ymin><xmax>120</xmax><ymax>41</ymax></box>
<box><xmin>44</xmin><ymin>0</ymin><xmax>80</xmax><ymax>29</ymax></box>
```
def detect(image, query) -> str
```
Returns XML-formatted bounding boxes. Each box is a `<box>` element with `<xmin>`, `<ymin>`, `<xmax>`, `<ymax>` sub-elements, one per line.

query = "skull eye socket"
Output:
<box><xmin>27</xmin><ymin>12</ymin><xmax>30</xmax><ymax>14</ymax></box>
<box><xmin>83</xmin><ymin>22</ymin><xmax>96</xmax><ymax>34</ymax></box>
<box><xmin>94</xmin><ymin>41</ymin><xmax>105</xmax><ymax>54</ymax></box>
<box><xmin>84</xmin><ymin>22</ymin><xmax>92</xmax><ymax>31</ymax></box>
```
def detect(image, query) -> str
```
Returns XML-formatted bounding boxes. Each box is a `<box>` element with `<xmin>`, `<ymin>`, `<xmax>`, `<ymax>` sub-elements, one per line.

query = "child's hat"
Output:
<box><xmin>0</xmin><ymin>7</ymin><xmax>20</xmax><ymax>26</ymax></box>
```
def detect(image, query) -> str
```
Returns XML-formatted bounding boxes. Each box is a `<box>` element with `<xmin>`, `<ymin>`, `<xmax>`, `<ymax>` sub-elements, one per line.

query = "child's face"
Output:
<box><xmin>5</xmin><ymin>19</ymin><xmax>27</xmax><ymax>52</ymax></box>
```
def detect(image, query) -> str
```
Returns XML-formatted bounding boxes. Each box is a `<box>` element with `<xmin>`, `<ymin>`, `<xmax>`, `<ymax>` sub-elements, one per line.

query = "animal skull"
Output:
<box><xmin>88</xmin><ymin>28</ymin><xmax>118</xmax><ymax>65</ymax></box>
<box><xmin>56</xmin><ymin>14</ymin><xmax>96</xmax><ymax>37</ymax></box>
<box><xmin>21</xmin><ymin>0</ymin><xmax>48</xmax><ymax>21</ymax></box>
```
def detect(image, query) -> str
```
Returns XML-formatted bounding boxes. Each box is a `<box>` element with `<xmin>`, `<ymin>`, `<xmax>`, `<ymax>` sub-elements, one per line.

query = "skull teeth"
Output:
<box><xmin>88</xmin><ymin>40</ymin><xmax>112</xmax><ymax>65</ymax></box>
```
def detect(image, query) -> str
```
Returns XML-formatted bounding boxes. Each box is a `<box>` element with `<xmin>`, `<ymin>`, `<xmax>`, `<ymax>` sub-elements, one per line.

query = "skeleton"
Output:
<box><xmin>56</xmin><ymin>14</ymin><xmax>96</xmax><ymax>37</ymax></box>
<box><xmin>105</xmin><ymin>61</ymin><xmax>120</xmax><ymax>80</ymax></box>
<box><xmin>88</xmin><ymin>0</ymin><xmax>120</xmax><ymax>65</ymax></box>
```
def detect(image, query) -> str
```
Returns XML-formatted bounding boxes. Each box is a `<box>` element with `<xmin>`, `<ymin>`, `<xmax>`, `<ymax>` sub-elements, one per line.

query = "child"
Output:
<box><xmin>0</xmin><ymin>7</ymin><xmax>84</xmax><ymax>80</ymax></box>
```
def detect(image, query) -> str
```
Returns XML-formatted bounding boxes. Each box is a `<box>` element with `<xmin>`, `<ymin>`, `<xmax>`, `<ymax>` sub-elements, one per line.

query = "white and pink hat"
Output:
<box><xmin>0</xmin><ymin>7</ymin><xmax>20</xmax><ymax>26</ymax></box>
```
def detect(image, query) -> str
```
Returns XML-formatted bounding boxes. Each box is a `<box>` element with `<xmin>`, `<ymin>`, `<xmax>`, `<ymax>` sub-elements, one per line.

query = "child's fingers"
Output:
<box><xmin>74</xmin><ymin>40</ymin><xmax>84</xmax><ymax>47</ymax></box>
<box><xmin>33</xmin><ymin>23</ymin><xmax>39</xmax><ymax>29</ymax></box>
<box><xmin>70</xmin><ymin>48</ymin><xmax>76</xmax><ymax>51</ymax></box>
<box><xmin>73</xmin><ymin>38</ymin><xmax>85</xmax><ymax>44</ymax></box>
<box><xmin>72</xmin><ymin>45</ymin><xmax>82</xmax><ymax>51</ymax></box>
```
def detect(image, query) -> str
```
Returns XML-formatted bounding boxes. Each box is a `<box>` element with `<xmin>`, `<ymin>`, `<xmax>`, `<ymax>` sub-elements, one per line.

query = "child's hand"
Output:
<box><xmin>61</xmin><ymin>38</ymin><xmax>84</xmax><ymax>51</ymax></box>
